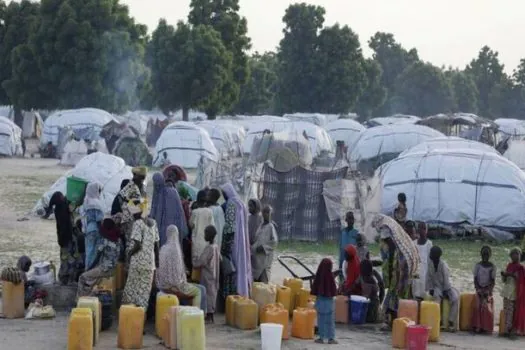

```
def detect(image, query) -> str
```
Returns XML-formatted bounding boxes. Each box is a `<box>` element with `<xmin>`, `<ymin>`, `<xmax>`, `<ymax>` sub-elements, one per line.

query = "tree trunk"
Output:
<box><xmin>182</xmin><ymin>107</ymin><xmax>189</xmax><ymax>121</ymax></box>
<box><xmin>14</xmin><ymin>106</ymin><xmax>24</xmax><ymax>129</ymax></box>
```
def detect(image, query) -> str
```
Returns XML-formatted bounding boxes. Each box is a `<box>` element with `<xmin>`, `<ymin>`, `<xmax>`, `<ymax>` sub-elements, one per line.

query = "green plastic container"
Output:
<box><xmin>66</xmin><ymin>176</ymin><xmax>88</xmax><ymax>205</ymax></box>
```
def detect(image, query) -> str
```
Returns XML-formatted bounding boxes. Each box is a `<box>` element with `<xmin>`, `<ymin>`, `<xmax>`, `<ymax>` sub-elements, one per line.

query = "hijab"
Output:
<box><xmin>156</xmin><ymin>225</ymin><xmax>187</xmax><ymax>290</ymax></box>
<box><xmin>344</xmin><ymin>245</ymin><xmax>361</xmax><ymax>290</ymax></box>
<box><xmin>312</xmin><ymin>258</ymin><xmax>336</xmax><ymax>298</ymax></box>
<box><xmin>248</xmin><ymin>199</ymin><xmax>263</xmax><ymax>245</ymax></box>
<box><xmin>150</xmin><ymin>173</ymin><xmax>188</xmax><ymax>245</ymax></box>
<box><xmin>221</xmin><ymin>183</ymin><xmax>252</xmax><ymax>297</ymax></box>
<box><xmin>83</xmin><ymin>182</ymin><xmax>104</xmax><ymax>211</ymax></box>
<box><xmin>100</xmin><ymin>218</ymin><xmax>120</xmax><ymax>242</ymax></box>
<box><xmin>47</xmin><ymin>191</ymin><xmax>73</xmax><ymax>248</ymax></box>
<box><xmin>111</xmin><ymin>179</ymin><xmax>130</xmax><ymax>215</ymax></box>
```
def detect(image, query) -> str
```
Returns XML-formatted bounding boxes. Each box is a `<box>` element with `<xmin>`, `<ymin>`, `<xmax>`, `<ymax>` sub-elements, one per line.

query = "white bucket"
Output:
<box><xmin>261</xmin><ymin>323</ymin><xmax>283</xmax><ymax>350</ymax></box>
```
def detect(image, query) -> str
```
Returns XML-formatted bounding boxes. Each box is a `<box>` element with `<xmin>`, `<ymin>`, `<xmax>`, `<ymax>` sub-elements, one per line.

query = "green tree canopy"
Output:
<box><xmin>445</xmin><ymin>69</ymin><xmax>479</xmax><ymax>113</ymax></box>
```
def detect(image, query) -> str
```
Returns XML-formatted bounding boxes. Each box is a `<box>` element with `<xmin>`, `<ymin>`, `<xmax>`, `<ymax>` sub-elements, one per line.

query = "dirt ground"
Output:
<box><xmin>0</xmin><ymin>156</ymin><xmax>524</xmax><ymax>349</ymax></box>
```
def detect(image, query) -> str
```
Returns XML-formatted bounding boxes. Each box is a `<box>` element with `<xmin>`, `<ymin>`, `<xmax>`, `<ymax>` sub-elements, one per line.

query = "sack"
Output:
<box><xmin>221</xmin><ymin>255</ymin><xmax>236</xmax><ymax>276</ymax></box>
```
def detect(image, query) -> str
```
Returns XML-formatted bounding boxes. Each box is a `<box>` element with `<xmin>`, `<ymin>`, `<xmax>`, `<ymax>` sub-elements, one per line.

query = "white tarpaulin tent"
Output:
<box><xmin>41</xmin><ymin>108</ymin><xmax>115</xmax><ymax>146</ymax></box>
<box><xmin>504</xmin><ymin>140</ymin><xmax>525</xmax><ymax>170</ymax></box>
<box><xmin>242</xmin><ymin>120</ymin><xmax>291</xmax><ymax>154</ymax></box>
<box><xmin>153</xmin><ymin>122</ymin><xmax>219</xmax><ymax>168</ymax></box>
<box><xmin>495</xmin><ymin>118</ymin><xmax>525</xmax><ymax>139</ymax></box>
<box><xmin>212</xmin><ymin>121</ymin><xmax>246</xmax><ymax>157</ymax></box>
<box><xmin>0</xmin><ymin>116</ymin><xmax>23</xmax><ymax>156</ymax></box>
<box><xmin>33</xmin><ymin>152</ymin><xmax>134</xmax><ymax>214</ymax></box>
<box><xmin>400</xmin><ymin>136</ymin><xmax>498</xmax><ymax>157</ymax></box>
<box><xmin>367</xmin><ymin>114</ymin><xmax>421</xmax><ymax>127</ymax></box>
<box><xmin>325</xmin><ymin>119</ymin><xmax>365</xmax><ymax>148</ymax></box>
<box><xmin>377</xmin><ymin>148</ymin><xmax>525</xmax><ymax>230</ymax></box>
<box><xmin>283</xmin><ymin>113</ymin><xmax>327</xmax><ymax>126</ymax></box>
<box><xmin>197</xmin><ymin>121</ymin><xmax>239</xmax><ymax>158</ymax></box>
<box><xmin>60</xmin><ymin>139</ymin><xmax>88</xmax><ymax>166</ymax></box>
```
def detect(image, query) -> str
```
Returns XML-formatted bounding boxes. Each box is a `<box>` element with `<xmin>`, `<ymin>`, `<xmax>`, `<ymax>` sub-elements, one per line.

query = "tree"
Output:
<box><xmin>5</xmin><ymin>0</ymin><xmax>149</xmax><ymax>114</ymax></box>
<box><xmin>149</xmin><ymin>20</ymin><xmax>232</xmax><ymax>120</ymax></box>
<box><xmin>394</xmin><ymin>61</ymin><xmax>454</xmax><ymax>116</ymax></box>
<box><xmin>188</xmin><ymin>0</ymin><xmax>251</xmax><ymax>117</ymax></box>
<box><xmin>314</xmin><ymin>24</ymin><xmax>367</xmax><ymax>113</ymax></box>
<box><xmin>445</xmin><ymin>69</ymin><xmax>479</xmax><ymax>113</ymax></box>
<box><xmin>233</xmin><ymin>52</ymin><xmax>277</xmax><ymax>115</ymax></box>
<box><xmin>355</xmin><ymin>59</ymin><xmax>387</xmax><ymax>118</ymax></box>
<box><xmin>466</xmin><ymin>46</ymin><xmax>505</xmax><ymax>118</ymax></box>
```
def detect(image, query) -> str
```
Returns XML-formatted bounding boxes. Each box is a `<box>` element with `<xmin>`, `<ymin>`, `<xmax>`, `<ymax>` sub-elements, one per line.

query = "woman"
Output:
<box><xmin>208</xmin><ymin>188</ymin><xmax>225</xmax><ymax>253</ymax></box>
<box><xmin>221</xmin><ymin>183</ymin><xmax>251</xmax><ymax>298</ymax></box>
<box><xmin>81</xmin><ymin>182</ymin><xmax>105</xmax><ymax>270</ymax></box>
<box><xmin>190</xmin><ymin>190</ymin><xmax>215</xmax><ymax>272</ymax></box>
<box><xmin>78</xmin><ymin>218</ymin><xmax>121</xmax><ymax>297</ymax></box>
<box><xmin>342</xmin><ymin>244</ymin><xmax>361</xmax><ymax>295</ymax></box>
<box><xmin>251</xmin><ymin>205</ymin><xmax>278</xmax><ymax>283</ymax></box>
<box><xmin>501</xmin><ymin>247</ymin><xmax>525</xmax><ymax>337</ymax></box>
<box><xmin>44</xmin><ymin>192</ymin><xmax>83</xmax><ymax>285</ymax></box>
<box><xmin>471</xmin><ymin>246</ymin><xmax>496</xmax><ymax>334</ymax></box>
<box><xmin>121</xmin><ymin>205</ymin><xmax>159</xmax><ymax>310</ymax></box>
<box><xmin>150</xmin><ymin>172</ymin><xmax>187</xmax><ymax>246</ymax></box>
<box><xmin>156</xmin><ymin>225</ymin><xmax>205</xmax><ymax>309</ymax></box>
<box><xmin>372</xmin><ymin>214</ymin><xmax>419</xmax><ymax>329</ymax></box>
<box><xmin>248</xmin><ymin>199</ymin><xmax>263</xmax><ymax>245</ymax></box>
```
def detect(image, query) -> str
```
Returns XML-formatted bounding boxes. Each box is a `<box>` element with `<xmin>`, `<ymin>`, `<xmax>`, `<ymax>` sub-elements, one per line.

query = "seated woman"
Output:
<box><xmin>156</xmin><ymin>225</ymin><xmax>207</xmax><ymax>311</ymax></box>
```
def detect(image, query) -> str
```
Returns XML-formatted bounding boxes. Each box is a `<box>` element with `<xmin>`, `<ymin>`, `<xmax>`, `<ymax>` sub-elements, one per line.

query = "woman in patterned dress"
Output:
<box><xmin>122</xmin><ymin>205</ymin><xmax>160</xmax><ymax>310</ymax></box>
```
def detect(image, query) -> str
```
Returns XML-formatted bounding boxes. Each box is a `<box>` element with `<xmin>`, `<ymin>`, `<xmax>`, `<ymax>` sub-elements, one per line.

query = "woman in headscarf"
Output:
<box><xmin>122</xmin><ymin>204</ymin><xmax>159</xmax><ymax>310</ymax></box>
<box><xmin>190</xmin><ymin>190</ymin><xmax>215</xmax><ymax>280</ymax></box>
<box><xmin>111</xmin><ymin>179</ymin><xmax>130</xmax><ymax>216</ymax></box>
<box><xmin>77</xmin><ymin>218</ymin><xmax>121</xmax><ymax>297</ymax></box>
<box><xmin>372</xmin><ymin>214</ymin><xmax>419</xmax><ymax>329</ymax></box>
<box><xmin>311</xmin><ymin>258</ymin><xmax>337</xmax><ymax>344</ymax></box>
<box><xmin>81</xmin><ymin>182</ymin><xmax>105</xmax><ymax>270</ymax></box>
<box><xmin>501</xmin><ymin>247</ymin><xmax>525</xmax><ymax>337</ymax></box>
<box><xmin>150</xmin><ymin>173</ymin><xmax>187</xmax><ymax>246</ymax></box>
<box><xmin>43</xmin><ymin>191</ymin><xmax>83</xmax><ymax>285</ymax></box>
<box><xmin>156</xmin><ymin>225</ymin><xmax>204</xmax><ymax>309</ymax></box>
<box><xmin>248</xmin><ymin>199</ymin><xmax>263</xmax><ymax>245</ymax></box>
<box><xmin>471</xmin><ymin>245</ymin><xmax>496</xmax><ymax>334</ymax></box>
<box><xmin>342</xmin><ymin>244</ymin><xmax>361</xmax><ymax>295</ymax></box>
<box><xmin>251</xmin><ymin>205</ymin><xmax>278</xmax><ymax>283</ymax></box>
<box><xmin>220</xmin><ymin>183</ymin><xmax>251</xmax><ymax>297</ymax></box>
<box><xmin>208</xmin><ymin>188</ymin><xmax>225</xmax><ymax>252</ymax></box>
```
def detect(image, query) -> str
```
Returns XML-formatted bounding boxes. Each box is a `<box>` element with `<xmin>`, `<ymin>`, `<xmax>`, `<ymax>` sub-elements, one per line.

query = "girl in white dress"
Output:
<box><xmin>412</xmin><ymin>222</ymin><xmax>432</xmax><ymax>298</ymax></box>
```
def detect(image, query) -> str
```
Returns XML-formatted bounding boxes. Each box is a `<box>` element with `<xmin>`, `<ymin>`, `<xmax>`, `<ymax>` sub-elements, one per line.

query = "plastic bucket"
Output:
<box><xmin>350</xmin><ymin>295</ymin><xmax>369</xmax><ymax>324</ymax></box>
<box><xmin>261</xmin><ymin>323</ymin><xmax>283</xmax><ymax>350</ymax></box>
<box><xmin>406</xmin><ymin>325</ymin><xmax>430</xmax><ymax>350</ymax></box>
<box><xmin>66</xmin><ymin>176</ymin><xmax>88</xmax><ymax>205</ymax></box>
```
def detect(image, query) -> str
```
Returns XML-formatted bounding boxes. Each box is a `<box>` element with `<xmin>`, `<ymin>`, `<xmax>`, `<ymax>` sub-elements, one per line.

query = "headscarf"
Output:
<box><xmin>344</xmin><ymin>245</ymin><xmax>361</xmax><ymax>290</ymax></box>
<box><xmin>221</xmin><ymin>183</ymin><xmax>252</xmax><ymax>297</ymax></box>
<box><xmin>150</xmin><ymin>173</ymin><xmax>188</xmax><ymax>245</ymax></box>
<box><xmin>132</xmin><ymin>166</ymin><xmax>147</xmax><ymax>177</ymax></box>
<box><xmin>248</xmin><ymin>199</ymin><xmax>263</xmax><ymax>245</ymax></box>
<box><xmin>111</xmin><ymin>180</ymin><xmax>130</xmax><ymax>215</ymax></box>
<box><xmin>83</xmin><ymin>182</ymin><xmax>104</xmax><ymax>211</ymax></box>
<box><xmin>372</xmin><ymin>214</ymin><xmax>420</xmax><ymax>277</ymax></box>
<box><xmin>156</xmin><ymin>225</ymin><xmax>187</xmax><ymax>290</ymax></box>
<box><xmin>311</xmin><ymin>258</ymin><xmax>336</xmax><ymax>298</ymax></box>
<box><xmin>100</xmin><ymin>218</ymin><xmax>120</xmax><ymax>242</ymax></box>
<box><xmin>47</xmin><ymin>191</ymin><xmax>73</xmax><ymax>248</ymax></box>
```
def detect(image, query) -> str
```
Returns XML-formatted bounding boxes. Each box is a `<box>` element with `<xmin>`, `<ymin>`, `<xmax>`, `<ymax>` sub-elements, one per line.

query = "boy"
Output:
<box><xmin>339</xmin><ymin>211</ymin><xmax>359</xmax><ymax>270</ymax></box>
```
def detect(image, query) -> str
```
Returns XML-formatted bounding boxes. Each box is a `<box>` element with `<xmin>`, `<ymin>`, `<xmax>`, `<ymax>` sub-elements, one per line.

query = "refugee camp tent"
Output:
<box><xmin>399</xmin><ymin>136</ymin><xmax>498</xmax><ymax>157</ymax></box>
<box><xmin>196</xmin><ymin>121</ymin><xmax>239</xmax><ymax>158</ymax></box>
<box><xmin>153</xmin><ymin>122</ymin><xmax>219</xmax><ymax>168</ymax></box>
<box><xmin>287</xmin><ymin>121</ymin><xmax>335</xmax><ymax>157</ymax></box>
<box><xmin>503</xmin><ymin>140</ymin><xmax>525</xmax><ymax>170</ymax></box>
<box><xmin>212</xmin><ymin>121</ymin><xmax>246</xmax><ymax>156</ymax></box>
<box><xmin>0</xmin><ymin>116</ymin><xmax>23</xmax><ymax>156</ymax></box>
<box><xmin>59</xmin><ymin>139</ymin><xmax>88</xmax><ymax>166</ymax></box>
<box><xmin>19</xmin><ymin>111</ymin><xmax>44</xmax><ymax>138</ymax></box>
<box><xmin>365</xmin><ymin>114</ymin><xmax>421</xmax><ymax>127</ymax></box>
<box><xmin>33</xmin><ymin>152</ymin><xmax>134</xmax><ymax>215</ymax></box>
<box><xmin>325</xmin><ymin>119</ymin><xmax>365</xmax><ymax>148</ymax></box>
<box><xmin>283</xmin><ymin>113</ymin><xmax>327</xmax><ymax>126</ymax></box>
<box><xmin>377</xmin><ymin>148</ymin><xmax>525</xmax><ymax>230</ymax></box>
<box><xmin>41</xmin><ymin>108</ymin><xmax>115</xmax><ymax>146</ymax></box>
<box><xmin>495</xmin><ymin>118</ymin><xmax>525</xmax><ymax>139</ymax></box>
<box><xmin>348</xmin><ymin>124</ymin><xmax>444</xmax><ymax>176</ymax></box>
<box><xmin>242</xmin><ymin>120</ymin><xmax>291</xmax><ymax>154</ymax></box>
<box><xmin>113</xmin><ymin>136</ymin><xmax>153</xmax><ymax>166</ymax></box>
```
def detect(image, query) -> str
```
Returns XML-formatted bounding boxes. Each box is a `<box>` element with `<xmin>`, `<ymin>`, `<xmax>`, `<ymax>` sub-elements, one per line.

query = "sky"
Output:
<box><xmin>123</xmin><ymin>0</ymin><xmax>525</xmax><ymax>73</ymax></box>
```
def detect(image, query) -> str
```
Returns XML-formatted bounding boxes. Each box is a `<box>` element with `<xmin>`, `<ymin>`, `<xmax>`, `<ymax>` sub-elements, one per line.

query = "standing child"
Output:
<box><xmin>193</xmin><ymin>225</ymin><xmax>220</xmax><ymax>323</ymax></box>
<box><xmin>311</xmin><ymin>258</ymin><xmax>338</xmax><ymax>345</ymax></box>
<box><xmin>413</xmin><ymin>222</ymin><xmax>432</xmax><ymax>299</ymax></box>
<box><xmin>501</xmin><ymin>248</ymin><xmax>525</xmax><ymax>337</ymax></box>
<box><xmin>357</xmin><ymin>260</ymin><xmax>379</xmax><ymax>323</ymax></box>
<box><xmin>356</xmin><ymin>234</ymin><xmax>370</xmax><ymax>261</ymax></box>
<box><xmin>471</xmin><ymin>246</ymin><xmax>496</xmax><ymax>334</ymax></box>
<box><xmin>339</xmin><ymin>212</ymin><xmax>359</xmax><ymax>271</ymax></box>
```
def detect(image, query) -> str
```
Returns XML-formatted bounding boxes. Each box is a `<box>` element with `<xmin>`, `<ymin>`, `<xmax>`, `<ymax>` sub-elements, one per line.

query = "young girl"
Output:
<box><xmin>501</xmin><ymin>247</ymin><xmax>525</xmax><ymax>337</ymax></box>
<box><xmin>193</xmin><ymin>225</ymin><xmax>220</xmax><ymax>323</ymax></box>
<box><xmin>311</xmin><ymin>258</ymin><xmax>337</xmax><ymax>345</ymax></box>
<box><xmin>471</xmin><ymin>246</ymin><xmax>496</xmax><ymax>334</ymax></box>
<box><xmin>357</xmin><ymin>259</ymin><xmax>379</xmax><ymax>323</ymax></box>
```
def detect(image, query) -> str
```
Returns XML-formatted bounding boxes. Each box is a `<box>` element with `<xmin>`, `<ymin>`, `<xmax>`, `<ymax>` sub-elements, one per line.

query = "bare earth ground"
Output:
<box><xmin>0</xmin><ymin>156</ymin><xmax>523</xmax><ymax>349</ymax></box>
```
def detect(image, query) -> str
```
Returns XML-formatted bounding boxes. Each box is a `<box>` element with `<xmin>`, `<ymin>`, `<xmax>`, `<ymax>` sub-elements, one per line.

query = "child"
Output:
<box><xmin>393</xmin><ymin>192</ymin><xmax>407</xmax><ymax>225</ymax></box>
<box><xmin>405</xmin><ymin>221</ymin><xmax>417</xmax><ymax>240</ymax></box>
<box><xmin>193</xmin><ymin>225</ymin><xmax>220</xmax><ymax>323</ymax></box>
<box><xmin>356</xmin><ymin>234</ymin><xmax>370</xmax><ymax>261</ymax></box>
<box><xmin>501</xmin><ymin>247</ymin><xmax>525</xmax><ymax>337</ymax></box>
<box><xmin>251</xmin><ymin>205</ymin><xmax>278</xmax><ymax>283</ymax></box>
<box><xmin>413</xmin><ymin>222</ymin><xmax>432</xmax><ymax>299</ymax></box>
<box><xmin>311</xmin><ymin>258</ymin><xmax>337</xmax><ymax>345</ymax></box>
<box><xmin>357</xmin><ymin>259</ymin><xmax>379</xmax><ymax>323</ymax></box>
<box><xmin>426</xmin><ymin>246</ymin><xmax>459</xmax><ymax>331</ymax></box>
<box><xmin>471</xmin><ymin>246</ymin><xmax>496</xmax><ymax>334</ymax></box>
<box><xmin>342</xmin><ymin>245</ymin><xmax>361</xmax><ymax>295</ymax></box>
<box><xmin>339</xmin><ymin>211</ymin><xmax>359</xmax><ymax>271</ymax></box>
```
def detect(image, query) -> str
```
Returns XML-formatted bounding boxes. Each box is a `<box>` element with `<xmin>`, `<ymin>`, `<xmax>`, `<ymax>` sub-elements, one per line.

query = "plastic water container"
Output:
<box><xmin>406</xmin><ymin>325</ymin><xmax>430</xmax><ymax>350</ymax></box>
<box><xmin>261</xmin><ymin>323</ymin><xmax>284</xmax><ymax>350</ymax></box>
<box><xmin>66</xmin><ymin>176</ymin><xmax>88</xmax><ymax>205</ymax></box>
<box><xmin>350</xmin><ymin>295</ymin><xmax>369</xmax><ymax>324</ymax></box>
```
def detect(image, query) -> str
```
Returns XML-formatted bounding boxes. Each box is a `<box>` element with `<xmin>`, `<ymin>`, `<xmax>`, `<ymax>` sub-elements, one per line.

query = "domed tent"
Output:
<box><xmin>0</xmin><ymin>116</ymin><xmax>23</xmax><ymax>157</ymax></box>
<box><xmin>503</xmin><ymin>140</ymin><xmax>525</xmax><ymax>170</ymax></box>
<box><xmin>348</xmin><ymin>124</ymin><xmax>444</xmax><ymax>176</ymax></box>
<box><xmin>153</xmin><ymin>122</ymin><xmax>218</xmax><ymax>168</ymax></box>
<box><xmin>325</xmin><ymin>119</ymin><xmax>365</xmax><ymax>148</ymax></box>
<box><xmin>400</xmin><ymin>136</ymin><xmax>498</xmax><ymax>157</ymax></box>
<box><xmin>283</xmin><ymin>113</ymin><xmax>327</xmax><ymax>127</ymax></box>
<box><xmin>60</xmin><ymin>139</ymin><xmax>88</xmax><ymax>166</ymax></box>
<box><xmin>377</xmin><ymin>148</ymin><xmax>525</xmax><ymax>230</ymax></box>
<box><xmin>365</xmin><ymin>114</ymin><xmax>421</xmax><ymax>127</ymax></box>
<box><xmin>495</xmin><ymin>118</ymin><xmax>525</xmax><ymax>139</ymax></box>
<box><xmin>33</xmin><ymin>152</ymin><xmax>135</xmax><ymax>215</ymax></box>
<box><xmin>113</xmin><ymin>136</ymin><xmax>152</xmax><ymax>166</ymax></box>
<box><xmin>287</xmin><ymin>121</ymin><xmax>335</xmax><ymax>157</ymax></box>
<box><xmin>196</xmin><ymin>121</ymin><xmax>239</xmax><ymax>158</ymax></box>
<box><xmin>242</xmin><ymin>120</ymin><xmax>290</xmax><ymax>154</ymax></box>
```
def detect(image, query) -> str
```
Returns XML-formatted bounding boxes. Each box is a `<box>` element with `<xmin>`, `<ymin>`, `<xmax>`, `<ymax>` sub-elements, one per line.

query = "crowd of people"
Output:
<box><xmin>40</xmin><ymin>166</ymin><xmax>278</xmax><ymax>326</ymax></box>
